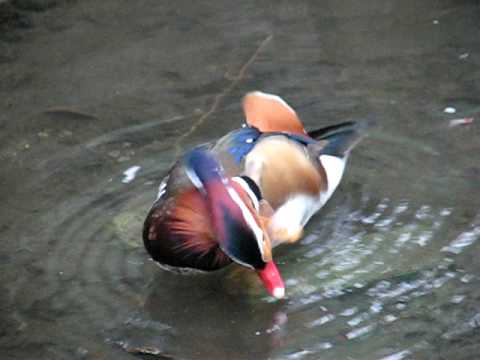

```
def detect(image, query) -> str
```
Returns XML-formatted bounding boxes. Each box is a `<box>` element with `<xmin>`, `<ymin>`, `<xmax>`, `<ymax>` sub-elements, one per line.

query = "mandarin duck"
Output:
<box><xmin>143</xmin><ymin>91</ymin><xmax>368</xmax><ymax>299</ymax></box>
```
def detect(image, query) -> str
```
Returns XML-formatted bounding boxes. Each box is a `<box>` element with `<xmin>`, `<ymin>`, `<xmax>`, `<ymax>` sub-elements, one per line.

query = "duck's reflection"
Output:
<box><xmin>124</xmin><ymin>266</ymin><xmax>288</xmax><ymax>360</ymax></box>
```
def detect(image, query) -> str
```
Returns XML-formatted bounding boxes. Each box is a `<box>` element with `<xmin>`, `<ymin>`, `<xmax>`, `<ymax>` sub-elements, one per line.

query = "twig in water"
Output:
<box><xmin>174</xmin><ymin>34</ymin><xmax>273</xmax><ymax>156</ymax></box>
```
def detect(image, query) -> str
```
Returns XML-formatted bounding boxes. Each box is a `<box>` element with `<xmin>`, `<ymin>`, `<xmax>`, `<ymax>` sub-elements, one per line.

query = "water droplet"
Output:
<box><xmin>442</xmin><ymin>226</ymin><xmax>480</xmax><ymax>254</ymax></box>
<box><xmin>461</xmin><ymin>274</ymin><xmax>474</xmax><ymax>283</ymax></box>
<box><xmin>340</xmin><ymin>307</ymin><xmax>358</xmax><ymax>317</ymax></box>
<box><xmin>370</xmin><ymin>302</ymin><xmax>383</xmax><ymax>313</ymax></box>
<box><xmin>285</xmin><ymin>278</ymin><xmax>299</xmax><ymax>286</ymax></box>
<box><xmin>379</xmin><ymin>350</ymin><xmax>411</xmax><ymax>360</ymax></box>
<box><xmin>450</xmin><ymin>295</ymin><xmax>465</xmax><ymax>304</ymax></box>
<box><xmin>314</xmin><ymin>342</ymin><xmax>332</xmax><ymax>350</ymax></box>
<box><xmin>384</xmin><ymin>314</ymin><xmax>397</xmax><ymax>323</ymax></box>
<box><xmin>108</xmin><ymin>150</ymin><xmax>121</xmax><ymax>158</ymax></box>
<box><xmin>308</xmin><ymin>314</ymin><xmax>335</xmax><ymax>328</ymax></box>
<box><xmin>122</xmin><ymin>166</ymin><xmax>141</xmax><ymax>183</ymax></box>
<box><xmin>345</xmin><ymin>324</ymin><xmax>374</xmax><ymax>339</ymax></box>
<box><xmin>347</xmin><ymin>312</ymin><xmax>370</xmax><ymax>326</ymax></box>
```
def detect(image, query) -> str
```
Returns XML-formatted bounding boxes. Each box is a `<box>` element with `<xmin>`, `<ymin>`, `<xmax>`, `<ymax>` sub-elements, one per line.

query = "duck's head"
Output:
<box><xmin>185</xmin><ymin>149</ymin><xmax>285</xmax><ymax>299</ymax></box>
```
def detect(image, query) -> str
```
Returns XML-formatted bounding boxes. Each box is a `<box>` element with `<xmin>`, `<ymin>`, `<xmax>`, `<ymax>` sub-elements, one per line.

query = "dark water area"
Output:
<box><xmin>1</xmin><ymin>1</ymin><xmax>480</xmax><ymax>359</ymax></box>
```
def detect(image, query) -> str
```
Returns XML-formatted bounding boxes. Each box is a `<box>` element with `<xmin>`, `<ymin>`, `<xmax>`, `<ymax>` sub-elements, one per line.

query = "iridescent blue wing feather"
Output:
<box><xmin>225</xmin><ymin>126</ymin><xmax>262</xmax><ymax>164</ymax></box>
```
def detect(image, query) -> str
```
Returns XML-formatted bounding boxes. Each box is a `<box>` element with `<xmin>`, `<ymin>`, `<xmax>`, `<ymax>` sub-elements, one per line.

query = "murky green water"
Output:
<box><xmin>1</xmin><ymin>1</ymin><xmax>479</xmax><ymax>359</ymax></box>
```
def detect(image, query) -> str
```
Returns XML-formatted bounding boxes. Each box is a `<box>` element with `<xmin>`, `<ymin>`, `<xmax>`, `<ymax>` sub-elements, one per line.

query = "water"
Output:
<box><xmin>1</xmin><ymin>1</ymin><xmax>479</xmax><ymax>359</ymax></box>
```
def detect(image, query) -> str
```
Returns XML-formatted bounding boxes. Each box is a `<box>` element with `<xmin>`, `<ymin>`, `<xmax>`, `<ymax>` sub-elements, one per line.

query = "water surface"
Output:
<box><xmin>1</xmin><ymin>1</ymin><xmax>480</xmax><ymax>359</ymax></box>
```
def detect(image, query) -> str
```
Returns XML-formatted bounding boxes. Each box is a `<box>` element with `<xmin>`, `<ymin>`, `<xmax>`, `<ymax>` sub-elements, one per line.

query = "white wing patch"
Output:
<box><xmin>319</xmin><ymin>155</ymin><xmax>346</xmax><ymax>204</ymax></box>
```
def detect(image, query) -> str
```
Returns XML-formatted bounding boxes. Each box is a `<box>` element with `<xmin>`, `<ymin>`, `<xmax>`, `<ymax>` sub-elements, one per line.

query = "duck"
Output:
<box><xmin>143</xmin><ymin>91</ymin><xmax>369</xmax><ymax>299</ymax></box>
<box><xmin>239</xmin><ymin>92</ymin><xmax>369</xmax><ymax>245</ymax></box>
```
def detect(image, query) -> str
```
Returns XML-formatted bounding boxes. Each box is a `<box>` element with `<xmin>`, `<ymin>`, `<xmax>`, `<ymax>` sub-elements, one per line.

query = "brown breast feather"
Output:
<box><xmin>246</xmin><ymin>137</ymin><xmax>328</xmax><ymax>209</ymax></box>
<box><xmin>145</xmin><ymin>189</ymin><xmax>230</xmax><ymax>270</ymax></box>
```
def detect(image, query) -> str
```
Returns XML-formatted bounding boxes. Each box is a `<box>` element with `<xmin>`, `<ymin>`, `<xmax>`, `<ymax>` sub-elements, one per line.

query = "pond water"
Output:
<box><xmin>1</xmin><ymin>1</ymin><xmax>479</xmax><ymax>359</ymax></box>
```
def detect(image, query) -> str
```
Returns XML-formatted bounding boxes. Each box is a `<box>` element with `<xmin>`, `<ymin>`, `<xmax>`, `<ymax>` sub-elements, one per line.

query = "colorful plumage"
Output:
<box><xmin>240</xmin><ymin>92</ymin><xmax>369</xmax><ymax>245</ymax></box>
<box><xmin>143</xmin><ymin>91</ymin><xmax>369</xmax><ymax>299</ymax></box>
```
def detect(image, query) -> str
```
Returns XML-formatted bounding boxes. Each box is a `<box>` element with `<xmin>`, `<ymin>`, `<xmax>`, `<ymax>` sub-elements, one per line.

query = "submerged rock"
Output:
<box><xmin>111</xmin><ymin>209</ymin><xmax>144</xmax><ymax>249</ymax></box>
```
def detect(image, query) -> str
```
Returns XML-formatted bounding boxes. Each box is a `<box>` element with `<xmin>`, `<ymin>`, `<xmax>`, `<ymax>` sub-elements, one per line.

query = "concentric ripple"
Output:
<box><xmin>5</xmin><ymin>116</ymin><xmax>480</xmax><ymax>360</ymax></box>
<box><xmin>273</xmin><ymin>192</ymin><xmax>480</xmax><ymax>360</ymax></box>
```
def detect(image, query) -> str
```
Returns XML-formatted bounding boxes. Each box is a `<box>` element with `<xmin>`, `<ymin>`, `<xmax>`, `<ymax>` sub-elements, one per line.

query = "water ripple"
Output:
<box><xmin>6</xmin><ymin>129</ymin><xmax>480</xmax><ymax>360</ymax></box>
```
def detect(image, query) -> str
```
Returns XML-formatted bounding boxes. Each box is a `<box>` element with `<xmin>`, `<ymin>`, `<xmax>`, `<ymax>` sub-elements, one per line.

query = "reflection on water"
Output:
<box><xmin>1</xmin><ymin>0</ymin><xmax>480</xmax><ymax>359</ymax></box>
<box><xmin>118</xmin><ymin>276</ymin><xmax>288</xmax><ymax>360</ymax></box>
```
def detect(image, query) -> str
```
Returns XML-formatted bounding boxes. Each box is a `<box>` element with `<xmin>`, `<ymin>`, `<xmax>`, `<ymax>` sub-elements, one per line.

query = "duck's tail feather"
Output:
<box><xmin>308</xmin><ymin>120</ymin><xmax>371</xmax><ymax>157</ymax></box>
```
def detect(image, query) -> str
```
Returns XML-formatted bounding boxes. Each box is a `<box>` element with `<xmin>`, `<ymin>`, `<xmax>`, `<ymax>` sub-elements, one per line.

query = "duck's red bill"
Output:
<box><xmin>257</xmin><ymin>261</ymin><xmax>285</xmax><ymax>299</ymax></box>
